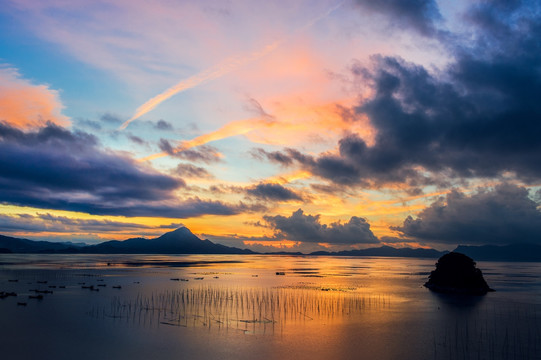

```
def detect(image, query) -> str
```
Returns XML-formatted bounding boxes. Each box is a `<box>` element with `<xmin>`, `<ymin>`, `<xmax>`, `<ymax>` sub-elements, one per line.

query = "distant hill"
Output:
<box><xmin>454</xmin><ymin>243</ymin><xmax>541</xmax><ymax>262</ymax></box>
<box><xmin>0</xmin><ymin>234</ymin><xmax>75</xmax><ymax>253</ymax></box>
<box><xmin>310</xmin><ymin>245</ymin><xmax>446</xmax><ymax>258</ymax></box>
<box><xmin>0</xmin><ymin>228</ymin><xmax>254</xmax><ymax>255</ymax></box>
<box><xmin>1</xmin><ymin>229</ymin><xmax>540</xmax><ymax>261</ymax></box>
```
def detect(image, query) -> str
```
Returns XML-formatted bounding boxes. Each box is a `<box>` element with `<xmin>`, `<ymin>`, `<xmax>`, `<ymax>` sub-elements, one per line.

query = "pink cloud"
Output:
<box><xmin>0</xmin><ymin>66</ymin><xmax>69</xmax><ymax>129</ymax></box>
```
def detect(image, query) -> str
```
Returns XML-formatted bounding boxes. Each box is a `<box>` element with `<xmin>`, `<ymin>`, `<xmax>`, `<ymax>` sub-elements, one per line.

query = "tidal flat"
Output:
<box><xmin>1</xmin><ymin>254</ymin><xmax>540</xmax><ymax>360</ymax></box>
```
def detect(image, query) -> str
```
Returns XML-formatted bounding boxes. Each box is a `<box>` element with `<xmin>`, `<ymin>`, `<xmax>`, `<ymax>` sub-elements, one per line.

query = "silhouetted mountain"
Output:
<box><xmin>310</xmin><ymin>245</ymin><xmax>446</xmax><ymax>258</ymax></box>
<box><xmin>81</xmin><ymin>227</ymin><xmax>255</xmax><ymax>254</ymax></box>
<box><xmin>0</xmin><ymin>234</ymin><xmax>77</xmax><ymax>253</ymax></box>
<box><xmin>0</xmin><ymin>228</ymin><xmax>253</xmax><ymax>255</ymax></box>
<box><xmin>454</xmin><ymin>243</ymin><xmax>541</xmax><ymax>262</ymax></box>
<box><xmin>2</xmin><ymin>228</ymin><xmax>540</xmax><ymax>260</ymax></box>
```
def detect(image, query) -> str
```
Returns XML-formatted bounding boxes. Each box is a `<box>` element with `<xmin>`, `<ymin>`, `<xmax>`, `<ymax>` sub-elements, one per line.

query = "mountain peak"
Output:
<box><xmin>170</xmin><ymin>227</ymin><xmax>193</xmax><ymax>235</ymax></box>
<box><xmin>155</xmin><ymin>226</ymin><xmax>201</xmax><ymax>244</ymax></box>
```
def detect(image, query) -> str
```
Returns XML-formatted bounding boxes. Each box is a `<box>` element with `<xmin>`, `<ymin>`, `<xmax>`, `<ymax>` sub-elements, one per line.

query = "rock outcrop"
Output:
<box><xmin>424</xmin><ymin>252</ymin><xmax>494</xmax><ymax>295</ymax></box>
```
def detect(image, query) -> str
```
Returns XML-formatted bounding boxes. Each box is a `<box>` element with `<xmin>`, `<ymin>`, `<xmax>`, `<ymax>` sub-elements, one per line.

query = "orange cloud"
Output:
<box><xmin>0</xmin><ymin>66</ymin><xmax>69</xmax><ymax>129</ymax></box>
<box><xmin>139</xmin><ymin>117</ymin><xmax>277</xmax><ymax>162</ymax></box>
<box><xmin>245</xmin><ymin>98</ymin><xmax>376</xmax><ymax>147</ymax></box>
<box><xmin>138</xmin><ymin>96</ymin><xmax>376</xmax><ymax>163</ymax></box>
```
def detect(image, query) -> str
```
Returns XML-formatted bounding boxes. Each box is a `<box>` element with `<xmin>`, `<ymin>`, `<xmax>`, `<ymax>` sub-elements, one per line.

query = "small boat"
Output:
<box><xmin>112</xmin><ymin>286</ymin><xmax>122</xmax><ymax>289</ymax></box>
<box><xmin>276</xmin><ymin>272</ymin><xmax>285</xmax><ymax>275</ymax></box>
<box><xmin>17</xmin><ymin>302</ymin><xmax>27</xmax><ymax>306</ymax></box>
<box><xmin>28</xmin><ymin>295</ymin><xmax>43</xmax><ymax>300</ymax></box>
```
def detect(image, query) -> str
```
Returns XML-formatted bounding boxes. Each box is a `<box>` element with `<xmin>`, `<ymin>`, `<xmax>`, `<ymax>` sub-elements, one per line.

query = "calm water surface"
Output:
<box><xmin>1</xmin><ymin>254</ymin><xmax>540</xmax><ymax>359</ymax></box>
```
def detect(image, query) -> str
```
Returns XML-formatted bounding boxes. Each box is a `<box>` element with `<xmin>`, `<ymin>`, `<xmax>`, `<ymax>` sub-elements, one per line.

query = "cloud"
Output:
<box><xmin>246</xmin><ymin>183</ymin><xmax>303</xmax><ymax>202</ymax></box>
<box><xmin>99</xmin><ymin>113</ymin><xmax>123</xmax><ymax>125</ymax></box>
<box><xmin>173</xmin><ymin>163</ymin><xmax>213</xmax><ymax>179</ymax></box>
<box><xmin>392</xmin><ymin>184</ymin><xmax>541</xmax><ymax>245</ymax></box>
<box><xmin>0</xmin><ymin>213</ymin><xmax>153</xmax><ymax>233</ymax></box>
<box><xmin>119</xmin><ymin>39</ymin><xmax>281</xmax><ymax>129</ymax></box>
<box><xmin>128</xmin><ymin>134</ymin><xmax>147</xmax><ymax>145</ymax></box>
<box><xmin>0</xmin><ymin>65</ymin><xmax>69</xmax><ymax>129</ymax></box>
<box><xmin>251</xmin><ymin>148</ymin><xmax>294</xmax><ymax>166</ymax></box>
<box><xmin>0</xmin><ymin>122</ymin><xmax>251</xmax><ymax>217</ymax></box>
<box><xmin>263</xmin><ymin>209</ymin><xmax>379</xmax><ymax>244</ymax></box>
<box><xmin>142</xmin><ymin>117</ymin><xmax>274</xmax><ymax>162</ymax></box>
<box><xmin>158</xmin><ymin>139</ymin><xmax>222</xmax><ymax>163</ymax></box>
<box><xmin>261</xmin><ymin>2</ymin><xmax>541</xmax><ymax>188</ymax></box>
<box><xmin>154</xmin><ymin>119</ymin><xmax>173</xmax><ymax>131</ymax></box>
<box><xmin>0</xmin><ymin>121</ymin><xmax>181</xmax><ymax>205</ymax></box>
<box><xmin>353</xmin><ymin>0</ymin><xmax>442</xmax><ymax>37</ymax></box>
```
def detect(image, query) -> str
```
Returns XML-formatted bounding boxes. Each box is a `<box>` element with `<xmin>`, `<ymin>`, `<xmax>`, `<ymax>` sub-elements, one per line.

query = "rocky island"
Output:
<box><xmin>424</xmin><ymin>252</ymin><xmax>494</xmax><ymax>295</ymax></box>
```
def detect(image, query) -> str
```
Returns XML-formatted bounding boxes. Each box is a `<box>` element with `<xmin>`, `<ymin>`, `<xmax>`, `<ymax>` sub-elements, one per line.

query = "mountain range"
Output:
<box><xmin>0</xmin><ymin>227</ymin><xmax>540</xmax><ymax>261</ymax></box>
<box><xmin>1</xmin><ymin>227</ymin><xmax>253</xmax><ymax>255</ymax></box>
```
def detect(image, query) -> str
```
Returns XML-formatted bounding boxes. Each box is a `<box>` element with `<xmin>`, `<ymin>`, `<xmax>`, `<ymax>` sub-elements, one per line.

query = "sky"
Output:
<box><xmin>1</xmin><ymin>0</ymin><xmax>540</xmax><ymax>252</ymax></box>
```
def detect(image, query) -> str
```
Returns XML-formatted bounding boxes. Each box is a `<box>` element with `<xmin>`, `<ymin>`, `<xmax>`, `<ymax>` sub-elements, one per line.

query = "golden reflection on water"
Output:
<box><xmin>92</xmin><ymin>285</ymin><xmax>392</xmax><ymax>334</ymax></box>
<box><xmin>2</xmin><ymin>254</ymin><xmax>541</xmax><ymax>359</ymax></box>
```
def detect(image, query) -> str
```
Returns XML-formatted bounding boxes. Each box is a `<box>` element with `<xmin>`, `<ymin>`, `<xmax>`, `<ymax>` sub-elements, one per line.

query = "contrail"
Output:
<box><xmin>119</xmin><ymin>1</ymin><xmax>344</xmax><ymax>130</ymax></box>
<box><xmin>119</xmin><ymin>41</ymin><xmax>281</xmax><ymax>130</ymax></box>
<box><xmin>138</xmin><ymin>117</ymin><xmax>276</xmax><ymax>162</ymax></box>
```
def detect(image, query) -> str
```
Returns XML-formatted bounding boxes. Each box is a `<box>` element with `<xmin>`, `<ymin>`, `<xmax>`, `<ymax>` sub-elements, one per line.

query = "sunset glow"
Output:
<box><xmin>1</xmin><ymin>0</ymin><xmax>540</xmax><ymax>253</ymax></box>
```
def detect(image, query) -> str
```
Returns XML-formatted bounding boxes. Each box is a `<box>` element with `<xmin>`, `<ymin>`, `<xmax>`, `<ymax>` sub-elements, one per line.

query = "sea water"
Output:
<box><xmin>0</xmin><ymin>254</ymin><xmax>539</xmax><ymax>359</ymax></box>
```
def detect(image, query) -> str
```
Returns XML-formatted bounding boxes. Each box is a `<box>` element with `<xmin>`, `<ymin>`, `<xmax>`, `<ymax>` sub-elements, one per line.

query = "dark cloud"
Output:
<box><xmin>354</xmin><ymin>0</ymin><xmax>442</xmax><ymax>37</ymax></box>
<box><xmin>100</xmin><ymin>113</ymin><xmax>123</xmax><ymax>124</ymax></box>
<box><xmin>393</xmin><ymin>184</ymin><xmax>541</xmax><ymax>245</ymax></box>
<box><xmin>159</xmin><ymin>139</ymin><xmax>222</xmax><ymax>163</ymax></box>
<box><xmin>0</xmin><ymin>122</ymin><xmax>180</xmax><ymax>201</ymax></box>
<box><xmin>246</xmin><ymin>183</ymin><xmax>303</xmax><ymax>202</ymax></box>
<box><xmin>176</xmin><ymin>145</ymin><xmax>222</xmax><ymax>163</ymax></box>
<box><xmin>263</xmin><ymin>209</ymin><xmax>379</xmax><ymax>244</ymax></box>
<box><xmin>334</xmin><ymin>104</ymin><xmax>363</xmax><ymax>123</ymax></box>
<box><xmin>158</xmin><ymin>138</ymin><xmax>175</xmax><ymax>154</ymax></box>
<box><xmin>0</xmin><ymin>213</ymin><xmax>153</xmax><ymax>233</ymax></box>
<box><xmin>154</xmin><ymin>119</ymin><xmax>173</xmax><ymax>131</ymax></box>
<box><xmin>73</xmin><ymin>197</ymin><xmax>258</xmax><ymax>218</ymax></box>
<box><xmin>250</xmin><ymin>148</ymin><xmax>294</xmax><ymax>166</ymax></box>
<box><xmin>173</xmin><ymin>163</ymin><xmax>213</xmax><ymax>179</ymax></box>
<box><xmin>128</xmin><ymin>134</ymin><xmax>146</xmax><ymax>145</ymax></box>
<box><xmin>0</xmin><ymin>122</ymin><xmax>249</xmax><ymax>218</ymax></box>
<box><xmin>262</xmin><ymin>2</ymin><xmax>541</xmax><ymax>188</ymax></box>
